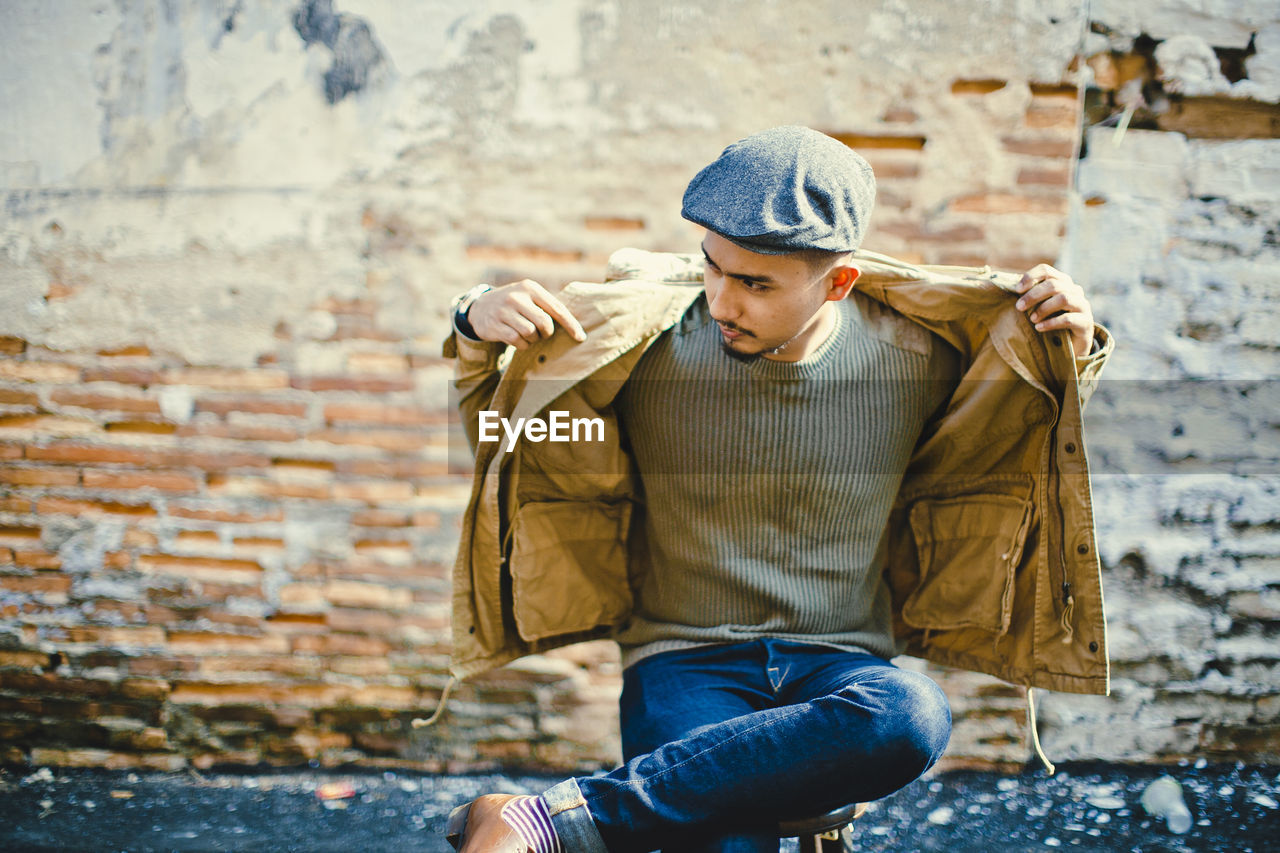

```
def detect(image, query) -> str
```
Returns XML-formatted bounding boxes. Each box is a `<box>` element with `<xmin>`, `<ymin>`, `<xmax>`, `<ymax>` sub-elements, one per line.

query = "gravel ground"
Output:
<box><xmin>1</xmin><ymin>761</ymin><xmax>1276</xmax><ymax>852</ymax></box>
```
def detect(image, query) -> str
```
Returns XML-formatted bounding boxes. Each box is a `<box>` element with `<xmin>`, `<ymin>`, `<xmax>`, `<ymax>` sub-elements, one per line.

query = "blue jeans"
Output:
<box><xmin>542</xmin><ymin>639</ymin><xmax>951</xmax><ymax>853</ymax></box>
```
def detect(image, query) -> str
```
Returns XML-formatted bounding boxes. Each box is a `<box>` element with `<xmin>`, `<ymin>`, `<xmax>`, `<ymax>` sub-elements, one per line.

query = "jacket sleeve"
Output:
<box><xmin>442</xmin><ymin>328</ymin><xmax>506</xmax><ymax>454</ymax></box>
<box><xmin>1073</xmin><ymin>322</ymin><xmax>1114</xmax><ymax>410</ymax></box>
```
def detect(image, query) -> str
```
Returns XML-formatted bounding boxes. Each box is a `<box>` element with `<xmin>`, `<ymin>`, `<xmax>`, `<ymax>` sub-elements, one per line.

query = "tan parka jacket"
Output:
<box><xmin>443</xmin><ymin>249</ymin><xmax>1115</xmax><ymax>696</ymax></box>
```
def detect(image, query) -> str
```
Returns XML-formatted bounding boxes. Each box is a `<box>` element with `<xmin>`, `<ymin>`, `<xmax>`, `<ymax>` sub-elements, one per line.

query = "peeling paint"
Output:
<box><xmin>292</xmin><ymin>0</ymin><xmax>388</xmax><ymax>104</ymax></box>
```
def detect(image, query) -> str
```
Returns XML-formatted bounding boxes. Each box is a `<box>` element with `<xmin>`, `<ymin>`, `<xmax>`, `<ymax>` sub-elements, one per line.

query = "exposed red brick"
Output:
<box><xmin>0</xmin><ymin>337</ymin><xmax>27</xmax><ymax>356</ymax></box>
<box><xmin>194</xmin><ymin>396</ymin><xmax>309</xmax><ymax>417</ymax></box>
<box><xmin>0</xmin><ymin>671</ymin><xmax>118</xmax><ymax>697</ymax></box>
<box><xmin>136</xmin><ymin>554</ymin><xmax>262</xmax><ymax>581</ymax></box>
<box><xmin>12</xmin><ymin>551</ymin><xmax>62</xmax><ymax>570</ymax></box>
<box><xmin>951</xmin><ymin>79</ymin><xmax>1007</xmax><ymax>95</ymax></box>
<box><xmin>37</xmin><ymin>498</ymin><xmax>157</xmax><ymax>518</ymax></box>
<box><xmin>293</xmin><ymin>632</ymin><xmax>392</xmax><ymax>657</ymax></box>
<box><xmin>0</xmin><ymin>467</ymin><xmax>81</xmax><ymax>487</ymax></box>
<box><xmin>96</xmin><ymin>345</ymin><xmax>152</xmax><ymax>358</ymax></box>
<box><xmin>25</xmin><ymin>443</ymin><xmax>151</xmax><ymax>465</ymax></box>
<box><xmin>207</xmin><ymin>473</ymin><xmax>330</xmax><ymax>500</ymax></box>
<box><xmin>346</xmin><ymin>352</ymin><xmax>410</xmax><ymax>374</ymax></box>
<box><xmin>103</xmin><ymin>421</ymin><xmax>178</xmax><ymax>435</ymax></box>
<box><xmin>824</xmin><ymin>132</ymin><xmax>927</xmax><ymax>150</ymax></box>
<box><xmin>107</xmin><ymin>550</ymin><xmax>137</xmax><ymax>570</ymax></box>
<box><xmin>316</xmin><ymin>297</ymin><xmax>374</xmax><ymax>316</ymax></box>
<box><xmin>1000</xmin><ymin>137</ymin><xmax>1075</xmax><ymax>158</ymax></box>
<box><xmin>0</xmin><ymin>573</ymin><xmax>71</xmax><ymax>593</ymax></box>
<box><xmin>0</xmin><ymin>414</ymin><xmax>98</xmax><ymax>435</ymax></box>
<box><xmin>160</xmin><ymin>368</ymin><xmax>289</xmax><ymax>390</ymax></box>
<box><xmin>174</xmin><ymin>530</ymin><xmax>221</xmax><ymax>548</ymax></box>
<box><xmin>265</xmin><ymin>612</ymin><xmax>328</xmax><ymax>631</ymax></box>
<box><xmin>584</xmin><ymin>216</ymin><xmax>645</xmax><ymax>231</ymax></box>
<box><xmin>308</xmin><ymin>429</ymin><xmax>427</xmax><ymax>452</ymax></box>
<box><xmin>290</xmin><ymin>374</ymin><xmax>415</xmax><ymax>393</ymax></box>
<box><xmin>1029</xmin><ymin>83</ymin><xmax>1077</xmax><ymax>97</ymax></box>
<box><xmin>86</xmin><ymin>599</ymin><xmax>147</xmax><ymax>621</ymax></box>
<box><xmin>323</xmin><ymin>402</ymin><xmax>435</xmax><ymax>426</ymax></box>
<box><xmin>0</xmin><ymin>389</ymin><xmax>39</xmax><ymax>406</ymax></box>
<box><xmin>272</xmin><ymin>457</ymin><xmax>336</xmax><ymax>472</ymax></box>
<box><xmin>351</xmin><ymin>509</ymin><xmax>413</xmax><ymax>527</ymax></box>
<box><xmin>232</xmin><ymin>537</ymin><xmax>285</xmax><ymax>555</ymax></box>
<box><xmin>180</xmin><ymin>422</ymin><xmax>302</xmax><ymax>442</ymax></box>
<box><xmin>881</xmin><ymin>106</ymin><xmax>919</xmax><ymax>123</ymax></box>
<box><xmin>465</xmin><ymin>244</ymin><xmax>585</xmax><ymax>263</ymax></box>
<box><xmin>82</xmin><ymin>366</ymin><xmax>160</xmax><ymax>386</ymax></box>
<box><xmin>50</xmin><ymin>389</ymin><xmax>161</xmax><ymax>414</ymax></box>
<box><xmin>0</xmin><ymin>444</ymin><xmax>23</xmax><ymax>460</ymax></box>
<box><xmin>0</xmin><ymin>649</ymin><xmax>50</xmax><ymax>668</ymax></box>
<box><xmin>877</xmin><ymin>222</ymin><xmax>985</xmax><ymax>242</ymax></box>
<box><xmin>1025</xmin><ymin>102</ymin><xmax>1078</xmax><ymax>130</ymax></box>
<box><xmin>0</xmin><ymin>525</ymin><xmax>42</xmax><ymax>543</ymax></box>
<box><xmin>63</xmin><ymin>625</ymin><xmax>168</xmax><ymax>647</ymax></box>
<box><xmin>0</xmin><ymin>361</ymin><xmax>81</xmax><ymax>383</ymax></box>
<box><xmin>84</xmin><ymin>470</ymin><xmax>202</xmax><ymax>492</ymax></box>
<box><xmin>333</xmin><ymin>480</ymin><xmax>415</xmax><ymax>503</ymax></box>
<box><xmin>336</xmin><ymin>458</ymin><xmax>448</xmax><ymax>478</ymax></box>
<box><xmin>412</xmin><ymin>511</ymin><xmax>442</xmax><ymax>529</ymax></box>
<box><xmin>161</xmin><ymin>449</ymin><xmax>273</xmax><ymax>471</ymax></box>
<box><xmin>0</xmin><ymin>496</ymin><xmax>31</xmax><ymax>513</ymax></box>
<box><xmin>949</xmin><ymin>193</ymin><xmax>1069</xmax><ymax>215</ymax></box>
<box><xmin>168</xmin><ymin>681</ymin><xmax>347</xmax><ymax>706</ymax></box>
<box><xmin>168</xmin><ymin>505</ymin><xmax>284</xmax><ymax>524</ymax></box>
<box><xmin>1017</xmin><ymin>166</ymin><xmax>1072</xmax><ymax>186</ymax></box>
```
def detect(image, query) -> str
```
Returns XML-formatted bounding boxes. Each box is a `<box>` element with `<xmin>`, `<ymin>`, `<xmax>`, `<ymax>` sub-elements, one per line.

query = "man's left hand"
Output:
<box><xmin>1014</xmin><ymin>264</ymin><xmax>1094</xmax><ymax>358</ymax></box>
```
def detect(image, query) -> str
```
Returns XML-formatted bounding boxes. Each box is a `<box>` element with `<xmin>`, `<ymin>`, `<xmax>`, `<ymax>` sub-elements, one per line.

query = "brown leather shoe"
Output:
<box><xmin>446</xmin><ymin>794</ymin><xmax>532</xmax><ymax>853</ymax></box>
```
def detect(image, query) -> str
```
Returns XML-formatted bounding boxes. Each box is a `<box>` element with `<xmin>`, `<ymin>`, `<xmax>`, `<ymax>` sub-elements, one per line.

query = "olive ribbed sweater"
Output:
<box><xmin>614</xmin><ymin>293</ymin><xmax>958</xmax><ymax>668</ymax></box>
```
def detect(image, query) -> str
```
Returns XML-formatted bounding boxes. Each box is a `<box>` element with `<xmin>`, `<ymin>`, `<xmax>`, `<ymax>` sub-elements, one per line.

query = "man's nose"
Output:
<box><xmin>707</xmin><ymin>284</ymin><xmax>737</xmax><ymax>321</ymax></box>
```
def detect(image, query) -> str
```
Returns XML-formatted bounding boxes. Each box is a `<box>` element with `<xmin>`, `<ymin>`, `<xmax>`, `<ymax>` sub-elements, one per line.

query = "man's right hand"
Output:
<box><xmin>466</xmin><ymin>279</ymin><xmax>587</xmax><ymax>349</ymax></box>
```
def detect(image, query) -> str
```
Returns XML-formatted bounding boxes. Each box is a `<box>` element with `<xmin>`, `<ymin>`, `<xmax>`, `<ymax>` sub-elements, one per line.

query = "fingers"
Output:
<box><xmin>1014</xmin><ymin>265</ymin><xmax>1095</xmax><ymax>357</ymax></box>
<box><xmin>469</xmin><ymin>279</ymin><xmax>587</xmax><ymax>347</ymax></box>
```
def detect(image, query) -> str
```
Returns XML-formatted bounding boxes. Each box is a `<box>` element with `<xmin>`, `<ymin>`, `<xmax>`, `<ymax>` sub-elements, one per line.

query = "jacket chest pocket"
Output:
<box><xmin>509</xmin><ymin>500</ymin><xmax>634</xmax><ymax>642</ymax></box>
<box><xmin>901</xmin><ymin>494</ymin><xmax>1033</xmax><ymax>636</ymax></box>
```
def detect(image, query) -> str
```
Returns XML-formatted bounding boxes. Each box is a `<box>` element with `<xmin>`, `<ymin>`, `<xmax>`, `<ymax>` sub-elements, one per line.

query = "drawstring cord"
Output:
<box><xmin>1026</xmin><ymin>687</ymin><xmax>1056</xmax><ymax>775</ymax></box>
<box><xmin>411</xmin><ymin>675</ymin><xmax>458</xmax><ymax>728</ymax></box>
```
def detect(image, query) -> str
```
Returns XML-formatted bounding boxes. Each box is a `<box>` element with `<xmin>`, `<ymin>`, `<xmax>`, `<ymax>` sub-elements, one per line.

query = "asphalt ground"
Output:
<box><xmin>1</xmin><ymin>761</ymin><xmax>1276</xmax><ymax>852</ymax></box>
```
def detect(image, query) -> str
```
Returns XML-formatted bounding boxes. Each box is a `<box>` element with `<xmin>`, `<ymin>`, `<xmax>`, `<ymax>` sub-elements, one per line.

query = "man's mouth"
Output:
<box><xmin>717</xmin><ymin>322</ymin><xmax>751</xmax><ymax>341</ymax></box>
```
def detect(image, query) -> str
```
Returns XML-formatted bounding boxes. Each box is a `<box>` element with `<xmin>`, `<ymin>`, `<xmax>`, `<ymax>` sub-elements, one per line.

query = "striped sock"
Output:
<box><xmin>500</xmin><ymin>795</ymin><xmax>564</xmax><ymax>853</ymax></box>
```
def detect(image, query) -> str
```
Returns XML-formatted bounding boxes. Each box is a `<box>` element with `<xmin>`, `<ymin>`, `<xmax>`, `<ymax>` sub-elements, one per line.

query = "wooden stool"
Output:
<box><xmin>777</xmin><ymin>802</ymin><xmax>867</xmax><ymax>853</ymax></box>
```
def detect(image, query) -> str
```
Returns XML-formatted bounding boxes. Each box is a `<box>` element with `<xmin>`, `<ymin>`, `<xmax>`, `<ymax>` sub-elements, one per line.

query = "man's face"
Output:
<box><xmin>700</xmin><ymin>231</ymin><xmax>854</xmax><ymax>362</ymax></box>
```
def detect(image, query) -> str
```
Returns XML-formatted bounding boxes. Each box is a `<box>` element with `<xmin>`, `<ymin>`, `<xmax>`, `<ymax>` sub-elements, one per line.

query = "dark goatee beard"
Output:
<box><xmin>720</xmin><ymin>341</ymin><xmax>763</xmax><ymax>362</ymax></box>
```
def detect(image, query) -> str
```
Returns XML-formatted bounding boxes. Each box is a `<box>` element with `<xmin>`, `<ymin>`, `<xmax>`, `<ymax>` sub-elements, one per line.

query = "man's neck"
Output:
<box><xmin>763</xmin><ymin>302</ymin><xmax>839</xmax><ymax>362</ymax></box>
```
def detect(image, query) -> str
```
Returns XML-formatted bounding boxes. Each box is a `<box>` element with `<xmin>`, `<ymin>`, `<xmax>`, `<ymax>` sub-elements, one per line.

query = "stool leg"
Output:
<box><xmin>798</xmin><ymin>834</ymin><xmax>820</xmax><ymax>853</ymax></box>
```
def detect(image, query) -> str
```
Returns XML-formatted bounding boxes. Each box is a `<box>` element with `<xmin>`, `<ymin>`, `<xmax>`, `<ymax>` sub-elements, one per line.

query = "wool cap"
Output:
<box><xmin>681</xmin><ymin>125</ymin><xmax>876</xmax><ymax>255</ymax></box>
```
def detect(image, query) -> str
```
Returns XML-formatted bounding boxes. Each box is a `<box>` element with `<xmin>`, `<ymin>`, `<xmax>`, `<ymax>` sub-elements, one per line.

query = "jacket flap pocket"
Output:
<box><xmin>901</xmin><ymin>494</ymin><xmax>1031</xmax><ymax>635</ymax></box>
<box><xmin>510</xmin><ymin>500</ymin><xmax>633</xmax><ymax>643</ymax></box>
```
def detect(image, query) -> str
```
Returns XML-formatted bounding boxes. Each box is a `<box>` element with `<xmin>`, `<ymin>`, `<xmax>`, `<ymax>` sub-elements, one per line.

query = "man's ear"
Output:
<box><xmin>826</xmin><ymin>265</ymin><xmax>861</xmax><ymax>300</ymax></box>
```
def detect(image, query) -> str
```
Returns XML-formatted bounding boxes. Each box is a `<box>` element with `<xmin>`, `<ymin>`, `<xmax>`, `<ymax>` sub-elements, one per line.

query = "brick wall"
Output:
<box><xmin>1</xmin><ymin>0</ymin><xmax>1276</xmax><ymax>773</ymax></box>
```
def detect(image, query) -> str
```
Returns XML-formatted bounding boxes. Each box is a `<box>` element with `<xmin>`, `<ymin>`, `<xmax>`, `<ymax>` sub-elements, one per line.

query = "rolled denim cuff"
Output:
<box><xmin>542</xmin><ymin>778</ymin><xmax>608</xmax><ymax>853</ymax></box>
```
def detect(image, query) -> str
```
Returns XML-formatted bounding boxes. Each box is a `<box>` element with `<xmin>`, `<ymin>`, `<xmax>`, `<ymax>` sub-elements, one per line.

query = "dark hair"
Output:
<box><xmin>796</xmin><ymin>248</ymin><xmax>853</xmax><ymax>275</ymax></box>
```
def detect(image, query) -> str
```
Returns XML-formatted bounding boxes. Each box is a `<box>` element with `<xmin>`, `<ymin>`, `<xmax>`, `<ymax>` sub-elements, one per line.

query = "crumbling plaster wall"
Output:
<box><xmin>1042</xmin><ymin>0</ymin><xmax>1280</xmax><ymax>764</ymax></box>
<box><xmin>0</xmin><ymin>0</ymin><xmax>1275</xmax><ymax>772</ymax></box>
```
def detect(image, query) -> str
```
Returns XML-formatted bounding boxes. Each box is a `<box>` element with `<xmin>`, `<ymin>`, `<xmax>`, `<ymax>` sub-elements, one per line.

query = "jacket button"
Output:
<box><xmin>1089</xmin><ymin>641</ymin><xmax>1099</xmax><ymax>653</ymax></box>
<box><xmin>1064</xmin><ymin>442</ymin><xmax>1077</xmax><ymax>454</ymax></box>
<box><xmin>1076</xmin><ymin>543</ymin><xmax>1089</xmax><ymax>555</ymax></box>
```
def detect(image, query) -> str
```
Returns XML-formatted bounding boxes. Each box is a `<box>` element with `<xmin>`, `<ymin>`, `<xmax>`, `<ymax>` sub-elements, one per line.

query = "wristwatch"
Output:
<box><xmin>451</xmin><ymin>284</ymin><xmax>492</xmax><ymax>340</ymax></box>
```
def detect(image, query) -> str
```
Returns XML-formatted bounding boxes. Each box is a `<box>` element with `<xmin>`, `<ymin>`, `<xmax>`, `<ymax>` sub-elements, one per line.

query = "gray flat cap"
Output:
<box><xmin>681</xmin><ymin>126</ymin><xmax>876</xmax><ymax>255</ymax></box>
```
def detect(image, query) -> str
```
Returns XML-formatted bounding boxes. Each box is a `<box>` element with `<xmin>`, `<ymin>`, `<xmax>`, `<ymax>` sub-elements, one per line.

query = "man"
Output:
<box><xmin>442</xmin><ymin>126</ymin><xmax>1111</xmax><ymax>853</ymax></box>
